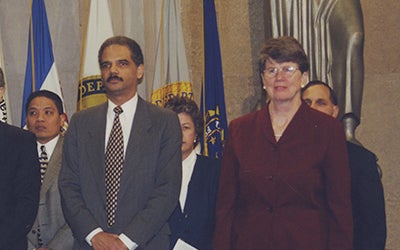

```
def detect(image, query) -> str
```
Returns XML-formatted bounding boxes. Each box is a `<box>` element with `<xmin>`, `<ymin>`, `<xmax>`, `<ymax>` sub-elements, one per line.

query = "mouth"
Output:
<box><xmin>35</xmin><ymin>125</ymin><xmax>47</xmax><ymax>131</ymax></box>
<box><xmin>274</xmin><ymin>86</ymin><xmax>287</xmax><ymax>91</ymax></box>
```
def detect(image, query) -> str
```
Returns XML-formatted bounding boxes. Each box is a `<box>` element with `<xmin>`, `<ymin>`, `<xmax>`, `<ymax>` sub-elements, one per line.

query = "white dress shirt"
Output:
<box><xmin>180</xmin><ymin>150</ymin><xmax>197</xmax><ymax>211</ymax></box>
<box><xmin>86</xmin><ymin>95</ymin><xmax>138</xmax><ymax>250</ymax></box>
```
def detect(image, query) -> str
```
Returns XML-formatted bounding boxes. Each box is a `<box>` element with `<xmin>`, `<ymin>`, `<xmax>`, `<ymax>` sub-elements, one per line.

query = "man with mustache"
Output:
<box><xmin>59</xmin><ymin>36</ymin><xmax>182</xmax><ymax>250</ymax></box>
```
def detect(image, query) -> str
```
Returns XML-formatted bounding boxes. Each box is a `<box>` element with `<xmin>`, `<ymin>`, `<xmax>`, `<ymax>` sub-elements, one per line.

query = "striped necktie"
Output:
<box><xmin>105</xmin><ymin>106</ymin><xmax>124</xmax><ymax>227</ymax></box>
<box><xmin>39</xmin><ymin>145</ymin><xmax>48</xmax><ymax>183</ymax></box>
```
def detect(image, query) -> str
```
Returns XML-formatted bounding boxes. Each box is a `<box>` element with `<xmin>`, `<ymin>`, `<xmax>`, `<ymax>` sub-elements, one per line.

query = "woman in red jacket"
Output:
<box><xmin>213</xmin><ymin>36</ymin><xmax>353</xmax><ymax>249</ymax></box>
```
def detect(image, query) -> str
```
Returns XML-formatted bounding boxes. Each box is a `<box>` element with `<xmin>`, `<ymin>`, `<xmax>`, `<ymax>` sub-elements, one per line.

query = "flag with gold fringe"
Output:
<box><xmin>77</xmin><ymin>0</ymin><xmax>114</xmax><ymax>111</ymax></box>
<box><xmin>151</xmin><ymin>0</ymin><xmax>192</xmax><ymax>107</ymax></box>
<box><xmin>201</xmin><ymin>0</ymin><xmax>228</xmax><ymax>159</ymax></box>
<box><xmin>21</xmin><ymin>0</ymin><xmax>67</xmax><ymax>129</ymax></box>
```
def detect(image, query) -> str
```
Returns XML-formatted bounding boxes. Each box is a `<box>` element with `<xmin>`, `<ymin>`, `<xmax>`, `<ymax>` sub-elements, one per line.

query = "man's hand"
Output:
<box><xmin>91</xmin><ymin>232</ymin><xmax>128</xmax><ymax>250</ymax></box>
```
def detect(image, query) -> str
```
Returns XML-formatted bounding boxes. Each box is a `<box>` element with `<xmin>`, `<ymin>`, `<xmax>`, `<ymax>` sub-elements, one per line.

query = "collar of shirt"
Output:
<box><xmin>180</xmin><ymin>150</ymin><xmax>197</xmax><ymax>210</ymax></box>
<box><xmin>105</xmin><ymin>94</ymin><xmax>138</xmax><ymax>154</ymax></box>
<box><xmin>37</xmin><ymin>134</ymin><xmax>60</xmax><ymax>159</ymax></box>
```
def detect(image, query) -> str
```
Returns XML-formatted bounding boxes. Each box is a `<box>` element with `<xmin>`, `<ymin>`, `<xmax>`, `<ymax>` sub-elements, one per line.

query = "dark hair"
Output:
<box><xmin>98</xmin><ymin>36</ymin><xmax>144</xmax><ymax>67</ymax></box>
<box><xmin>258</xmin><ymin>36</ymin><xmax>309</xmax><ymax>75</ymax></box>
<box><xmin>164</xmin><ymin>96</ymin><xmax>203</xmax><ymax>147</ymax></box>
<box><xmin>25</xmin><ymin>90</ymin><xmax>64</xmax><ymax>115</ymax></box>
<box><xmin>301</xmin><ymin>80</ymin><xmax>338</xmax><ymax>105</ymax></box>
<box><xmin>0</xmin><ymin>67</ymin><xmax>5</xmax><ymax>88</ymax></box>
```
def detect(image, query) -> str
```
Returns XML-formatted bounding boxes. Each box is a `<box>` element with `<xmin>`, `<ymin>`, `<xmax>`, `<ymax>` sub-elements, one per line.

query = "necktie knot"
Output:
<box><xmin>114</xmin><ymin>106</ymin><xmax>123</xmax><ymax>115</ymax></box>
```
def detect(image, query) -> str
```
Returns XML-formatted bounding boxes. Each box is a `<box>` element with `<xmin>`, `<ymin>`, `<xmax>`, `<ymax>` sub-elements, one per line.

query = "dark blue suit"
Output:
<box><xmin>0</xmin><ymin>122</ymin><xmax>40</xmax><ymax>249</ymax></box>
<box><xmin>347</xmin><ymin>142</ymin><xmax>386</xmax><ymax>250</ymax></box>
<box><xmin>169</xmin><ymin>155</ymin><xmax>220</xmax><ymax>250</ymax></box>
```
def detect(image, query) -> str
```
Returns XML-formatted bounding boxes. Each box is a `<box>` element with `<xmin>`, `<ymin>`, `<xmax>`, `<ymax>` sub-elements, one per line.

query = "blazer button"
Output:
<box><xmin>269</xmin><ymin>175</ymin><xmax>273</xmax><ymax>180</ymax></box>
<box><xmin>184</xmin><ymin>214</ymin><xmax>189</xmax><ymax>219</ymax></box>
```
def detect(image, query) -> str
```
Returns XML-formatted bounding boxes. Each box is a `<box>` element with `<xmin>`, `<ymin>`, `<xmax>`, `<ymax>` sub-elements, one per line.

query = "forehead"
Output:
<box><xmin>101</xmin><ymin>44</ymin><xmax>132</xmax><ymax>61</ymax></box>
<box><xmin>265</xmin><ymin>58</ymin><xmax>297</xmax><ymax>67</ymax></box>
<box><xmin>29</xmin><ymin>96</ymin><xmax>57</xmax><ymax>108</ymax></box>
<box><xmin>303</xmin><ymin>85</ymin><xmax>331</xmax><ymax>99</ymax></box>
<box><xmin>178</xmin><ymin>112</ymin><xmax>194</xmax><ymax>123</ymax></box>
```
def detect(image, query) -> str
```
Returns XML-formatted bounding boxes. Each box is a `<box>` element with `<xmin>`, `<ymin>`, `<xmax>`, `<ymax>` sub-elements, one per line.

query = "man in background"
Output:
<box><xmin>302</xmin><ymin>80</ymin><xmax>386</xmax><ymax>250</ymax></box>
<box><xmin>0</xmin><ymin>120</ymin><xmax>40</xmax><ymax>249</ymax></box>
<box><xmin>25</xmin><ymin>90</ymin><xmax>73</xmax><ymax>249</ymax></box>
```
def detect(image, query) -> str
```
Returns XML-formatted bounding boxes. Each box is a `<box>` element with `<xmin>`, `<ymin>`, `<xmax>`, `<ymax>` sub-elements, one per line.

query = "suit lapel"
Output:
<box><xmin>119</xmin><ymin>98</ymin><xmax>152</xmax><ymax>194</ymax></box>
<box><xmin>40</xmin><ymin>136</ymin><xmax>63</xmax><ymax>199</ymax></box>
<box><xmin>87</xmin><ymin>103</ymin><xmax>108</xmax><ymax>204</ymax></box>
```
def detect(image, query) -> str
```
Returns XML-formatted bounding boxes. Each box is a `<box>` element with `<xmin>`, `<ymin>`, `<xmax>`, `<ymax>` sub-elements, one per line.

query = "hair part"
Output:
<box><xmin>164</xmin><ymin>96</ymin><xmax>203</xmax><ymax>147</ymax></box>
<box><xmin>258</xmin><ymin>36</ymin><xmax>309</xmax><ymax>75</ymax></box>
<box><xmin>301</xmin><ymin>80</ymin><xmax>338</xmax><ymax>105</ymax></box>
<box><xmin>98</xmin><ymin>36</ymin><xmax>144</xmax><ymax>67</ymax></box>
<box><xmin>25</xmin><ymin>90</ymin><xmax>64</xmax><ymax>115</ymax></box>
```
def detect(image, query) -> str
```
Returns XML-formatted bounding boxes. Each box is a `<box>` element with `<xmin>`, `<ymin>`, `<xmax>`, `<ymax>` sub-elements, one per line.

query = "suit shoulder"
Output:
<box><xmin>196</xmin><ymin>155</ymin><xmax>221</xmax><ymax>170</ymax></box>
<box><xmin>347</xmin><ymin>141</ymin><xmax>377</xmax><ymax>161</ymax></box>
<box><xmin>142</xmin><ymin>99</ymin><xmax>176</xmax><ymax>117</ymax></box>
<box><xmin>229</xmin><ymin>108</ymin><xmax>265</xmax><ymax>128</ymax></box>
<box><xmin>1</xmin><ymin>122</ymin><xmax>35</xmax><ymax>141</ymax></box>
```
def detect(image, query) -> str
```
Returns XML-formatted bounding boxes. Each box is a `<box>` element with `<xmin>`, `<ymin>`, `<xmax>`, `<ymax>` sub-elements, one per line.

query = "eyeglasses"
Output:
<box><xmin>263</xmin><ymin>66</ymin><xmax>299</xmax><ymax>78</ymax></box>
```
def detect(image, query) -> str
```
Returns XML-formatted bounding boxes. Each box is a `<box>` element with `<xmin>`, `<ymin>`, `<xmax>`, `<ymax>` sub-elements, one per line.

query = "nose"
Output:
<box><xmin>37</xmin><ymin>112</ymin><xmax>45</xmax><ymax>121</ymax></box>
<box><xmin>110</xmin><ymin>63</ymin><xmax>119</xmax><ymax>74</ymax></box>
<box><xmin>275</xmin><ymin>69</ymin><xmax>286</xmax><ymax>79</ymax></box>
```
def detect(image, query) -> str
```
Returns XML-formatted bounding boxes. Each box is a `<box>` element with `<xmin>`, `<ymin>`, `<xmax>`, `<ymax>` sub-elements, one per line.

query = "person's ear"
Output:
<box><xmin>332</xmin><ymin>105</ymin><xmax>339</xmax><ymax>118</ymax></box>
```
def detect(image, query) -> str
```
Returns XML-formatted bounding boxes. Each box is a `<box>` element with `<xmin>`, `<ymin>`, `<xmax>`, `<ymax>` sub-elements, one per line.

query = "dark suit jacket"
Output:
<box><xmin>213</xmin><ymin>102</ymin><xmax>353</xmax><ymax>250</ymax></box>
<box><xmin>59</xmin><ymin>97</ymin><xmax>182</xmax><ymax>250</ymax></box>
<box><xmin>347</xmin><ymin>142</ymin><xmax>386</xmax><ymax>250</ymax></box>
<box><xmin>28</xmin><ymin>136</ymin><xmax>73</xmax><ymax>249</ymax></box>
<box><xmin>0</xmin><ymin>122</ymin><xmax>40</xmax><ymax>250</ymax></box>
<box><xmin>168</xmin><ymin>155</ymin><xmax>220</xmax><ymax>250</ymax></box>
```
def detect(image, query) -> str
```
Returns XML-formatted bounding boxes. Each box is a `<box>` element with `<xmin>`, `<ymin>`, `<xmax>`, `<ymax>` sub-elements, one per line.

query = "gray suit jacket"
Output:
<box><xmin>59</xmin><ymin>97</ymin><xmax>182</xmax><ymax>250</ymax></box>
<box><xmin>27</xmin><ymin>136</ymin><xmax>73</xmax><ymax>249</ymax></box>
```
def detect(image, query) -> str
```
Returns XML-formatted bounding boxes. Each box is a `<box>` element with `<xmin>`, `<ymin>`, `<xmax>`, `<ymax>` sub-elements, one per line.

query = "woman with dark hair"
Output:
<box><xmin>213</xmin><ymin>36</ymin><xmax>353</xmax><ymax>249</ymax></box>
<box><xmin>165</xmin><ymin>96</ymin><xmax>220</xmax><ymax>250</ymax></box>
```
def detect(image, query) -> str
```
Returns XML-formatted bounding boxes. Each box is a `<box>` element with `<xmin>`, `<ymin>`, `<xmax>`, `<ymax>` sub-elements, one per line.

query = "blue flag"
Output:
<box><xmin>21</xmin><ymin>0</ymin><xmax>65</xmax><ymax>127</ymax></box>
<box><xmin>201</xmin><ymin>0</ymin><xmax>228</xmax><ymax>159</ymax></box>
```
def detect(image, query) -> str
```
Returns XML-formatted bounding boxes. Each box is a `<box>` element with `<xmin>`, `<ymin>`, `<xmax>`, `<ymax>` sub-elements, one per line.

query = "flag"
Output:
<box><xmin>201</xmin><ymin>0</ymin><xmax>228</xmax><ymax>159</ymax></box>
<box><xmin>151</xmin><ymin>0</ymin><xmax>192</xmax><ymax>107</ymax></box>
<box><xmin>21</xmin><ymin>0</ymin><xmax>67</xmax><ymax>129</ymax></box>
<box><xmin>77</xmin><ymin>0</ymin><xmax>114</xmax><ymax>111</ymax></box>
<box><xmin>0</xmin><ymin>31</ymin><xmax>12</xmax><ymax>124</ymax></box>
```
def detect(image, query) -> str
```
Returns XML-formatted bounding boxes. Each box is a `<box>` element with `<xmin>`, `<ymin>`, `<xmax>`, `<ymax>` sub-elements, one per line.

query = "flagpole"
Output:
<box><xmin>29</xmin><ymin>0</ymin><xmax>36</xmax><ymax>92</ymax></box>
<box><xmin>77</xmin><ymin>0</ymin><xmax>91</xmax><ymax>111</ymax></box>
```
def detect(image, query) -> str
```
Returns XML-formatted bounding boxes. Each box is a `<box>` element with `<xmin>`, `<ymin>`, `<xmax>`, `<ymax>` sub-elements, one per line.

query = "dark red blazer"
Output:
<box><xmin>213</xmin><ymin>102</ymin><xmax>353</xmax><ymax>250</ymax></box>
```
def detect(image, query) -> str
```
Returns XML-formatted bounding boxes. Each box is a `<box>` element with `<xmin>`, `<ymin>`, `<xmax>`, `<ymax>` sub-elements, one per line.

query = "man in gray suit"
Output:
<box><xmin>59</xmin><ymin>36</ymin><xmax>182</xmax><ymax>250</ymax></box>
<box><xmin>25</xmin><ymin>90</ymin><xmax>73</xmax><ymax>249</ymax></box>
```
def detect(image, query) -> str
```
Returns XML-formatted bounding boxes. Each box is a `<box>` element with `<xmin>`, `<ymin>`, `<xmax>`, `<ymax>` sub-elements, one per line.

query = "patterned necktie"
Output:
<box><xmin>105</xmin><ymin>106</ymin><xmax>124</xmax><ymax>227</ymax></box>
<box><xmin>39</xmin><ymin>145</ymin><xmax>48</xmax><ymax>183</ymax></box>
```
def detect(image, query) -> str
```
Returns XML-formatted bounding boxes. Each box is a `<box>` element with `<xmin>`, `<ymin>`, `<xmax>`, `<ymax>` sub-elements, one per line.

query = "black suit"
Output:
<box><xmin>0</xmin><ymin>122</ymin><xmax>40</xmax><ymax>249</ymax></box>
<box><xmin>168</xmin><ymin>155</ymin><xmax>220</xmax><ymax>250</ymax></box>
<box><xmin>347</xmin><ymin>141</ymin><xmax>386</xmax><ymax>250</ymax></box>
